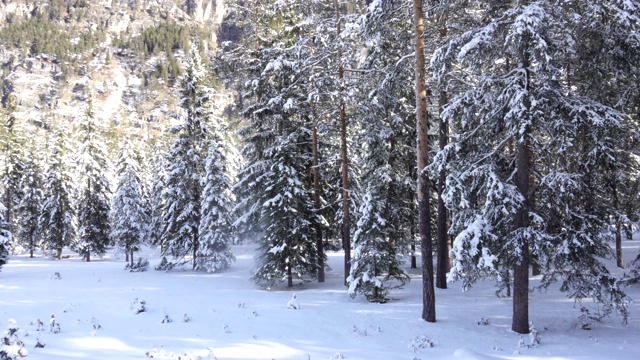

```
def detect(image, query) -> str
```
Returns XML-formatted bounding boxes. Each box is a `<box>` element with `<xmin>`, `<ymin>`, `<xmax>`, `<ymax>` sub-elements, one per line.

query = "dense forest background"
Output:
<box><xmin>1</xmin><ymin>0</ymin><xmax>639</xmax><ymax>335</ymax></box>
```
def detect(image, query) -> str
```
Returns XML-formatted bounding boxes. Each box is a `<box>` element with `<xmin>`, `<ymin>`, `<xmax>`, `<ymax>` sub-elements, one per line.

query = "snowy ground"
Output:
<box><xmin>1</xmin><ymin>240</ymin><xmax>639</xmax><ymax>360</ymax></box>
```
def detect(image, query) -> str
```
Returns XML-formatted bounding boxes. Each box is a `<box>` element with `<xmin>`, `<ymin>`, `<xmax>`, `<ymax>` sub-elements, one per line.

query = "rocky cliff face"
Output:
<box><xmin>0</xmin><ymin>0</ymin><xmax>225</xmax><ymax>138</ymax></box>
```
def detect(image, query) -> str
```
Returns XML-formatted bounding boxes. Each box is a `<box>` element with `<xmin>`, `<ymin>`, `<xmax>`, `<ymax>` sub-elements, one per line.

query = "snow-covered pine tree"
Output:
<box><xmin>0</xmin><ymin>95</ymin><xmax>25</xmax><ymax>240</ymax></box>
<box><xmin>347</xmin><ymin>0</ymin><xmax>416</xmax><ymax>302</ymax></box>
<box><xmin>147</xmin><ymin>145</ymin><xmax>166</xmax><ymax>249</ymax></box>
<box><xmin>0</xmin><ymin>204</ymin><xmax>10</xmax><ymax>271</ymax></box>
<box><xmin>16</xmin><ymin>146</ymin><xmax>45</xmax><ymax>258</ymax></box>
<box><xmin>568</xmin><ymin>0</ymin><xmax>640</xmax><ymax>269</ymax></box>
<box><xmin>196</xmin><ymin>140</ymin><xmax>235</xmax><ymax>272</ymax></box>
<box><xmin>160</xmin><ymin>49</ymin><xmax>210</xmax><ymax>270</ymax></box>
<box><xmin>75</xmin><ymin>101</ymin><xmax>112</xmax><ymax>262</ymax></box>
<box><xmin>40</xmin><ymin>128</ymin><xmax>77</xmax><ymax>259</ymax></box>
<box><xmin>431</xmin><ymin>0</ymin><xmax>632</xmax><ymax>332</ymax></box>
<box><xmin>226</xmin><ymin>0</ymin><xmax>324</xmax><ymax>287</ymax></box>
<box><xmin>111</xmin><ymin>139</ymin><xmax>148</xmax><ymax>267</ymax></box>
<box><xmin>252</xmin><ymin>133</ymin><xmax>320</xmax><ymax>288</ymax></box>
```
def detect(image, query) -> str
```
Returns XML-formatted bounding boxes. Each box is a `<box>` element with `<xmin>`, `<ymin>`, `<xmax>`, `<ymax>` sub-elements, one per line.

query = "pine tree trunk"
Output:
<box><xmin>512</xmin><ymin>54</ymin><xmax>531</xmax><ymax>334</ymax></box>
<box><xmin>287</xmin><ymin>263</ymin><xmax>293</xmax><ymax>288</ymax></box>
<box><xmin>309</xmin><ymin>0</ymin><xmax>325</xmax><ymax>283</ymax></box>
<box><xmin>130</xmin><ymin>248</ymin><xmax>134</xmax><ymax>268</ymax></box>
<box><xmin>29</xmin><ymin>233</ymin><xmax>34</xmax><ymax>258</ymax></box>
<box><xmin>334</xmin><ymin>0</ymin><xmax>350</xmax><ymax>285</ymax></box>
<box><xmin>56</xmin><ymin>247</ymin><xmax>62</xmax><ymax>260</ymax></box>
<box><xmin>86</xmin><ymin>249</ymin><xmax>91</xmax><ymax>262</ymax></box>
<box><xmin>512</xmin><ymin>141</ymin><xmax>530</xmax><ymax>333</ymax></box>
<box><xmin>436</xmin><ymin>89</ymin><xmax>449</xmax><ymax>289</ymax></box>
<box><xmin>126</xmin><ymin>247</ymin><xmax>130</xmax><ymax>263</ymax></box>
<box><xmin>414</xmin><ymin>0</ymin><xmax>435</xmax><ymax>323</ymax></box>
<box><xmin>616</xmin><ymin>221</ymin><xmax>624</xmax><ymax>269</ymax></box>
<box><xmin>193</xmin><ymin>231</ymin><xmax>198</xmax><ymax>271</ymax></box>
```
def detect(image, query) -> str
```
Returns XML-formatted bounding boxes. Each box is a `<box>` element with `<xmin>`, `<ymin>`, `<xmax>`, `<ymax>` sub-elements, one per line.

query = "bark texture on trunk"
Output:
<box><xmin>512</xmin><ymin>139</ymin><xmax>530</xmax><ymax>334</ymax></box>
<box><xmin>512</xmin><ymin>49</ymin><xmax>531</xmax><ymax>334</ymax></box>
<box><xmin>414</xmin><ymin>0</ymin><xmax>436</xmax><ymax>323</ymax></box>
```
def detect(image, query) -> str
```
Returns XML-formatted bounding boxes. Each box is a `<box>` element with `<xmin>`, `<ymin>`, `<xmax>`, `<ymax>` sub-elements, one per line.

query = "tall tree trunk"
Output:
<box><xmin>512</xmin><ymin>52</ymin><xmax>531</xmax><ymax>335</ymax></box>
<box><xmin>86</xmin><ymin>249</ymin><xmax>91</xmax><ymax>262</ymax></box>
<box><xmin>616</xmin><ymin>221</ymin><xmax>624</xmax><ymax>269</ymax></box>
<box><xmin>414</xmin><ymin>0</ymin><xmax>435</xmax><ymax>323</ymax></box>
<box><xmin>309</xmin><ymin>0</ymin><xmax>325</xmax><ymax>283</ymax></box>
<box><xmin>436</xmin><ymin>89</ymin><xmax>449</xmax><ymax>289</ymax></box>
<box><xmin>29</xmin><ymin>233</ymin><xmax>34</xmax><ymax>258</ymax></box>
<box><xmin>193</xmin><ymin>231</ymin><xmax>198</xmax><ymax>270</ymax></box>
<box><xmin>334</xmin><ymin>0</ymin><xmax>350</xmax><ymax>285</ymax></box>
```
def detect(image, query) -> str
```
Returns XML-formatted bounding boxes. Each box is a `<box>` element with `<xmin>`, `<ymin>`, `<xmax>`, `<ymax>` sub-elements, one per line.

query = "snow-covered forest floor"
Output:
<box><xmin>1</xmin><ymin>240</ymin><xmax>639</xmax><ymax>360</ymax></box>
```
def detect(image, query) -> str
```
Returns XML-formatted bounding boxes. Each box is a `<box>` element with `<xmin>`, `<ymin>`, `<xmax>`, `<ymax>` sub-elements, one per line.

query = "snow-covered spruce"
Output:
<box><xmin>110</xmin><ymin>139</ymin><xmax>148</xmax><ymax>268</ymax></box>
<box><xmin>75</xmin><ymin>100</ymin><xmax>112</xmax><ymax>262</ymax></box>
<box><xmin>16</xmin><ymin>147</ymin><xmax>45</xmax><ymax>259</ymax></box>
<box><xmin>195</xmin><ymin>140</ymin><xmax>236</xmax><ymax>273</ymax></box>
<box><xmin>348</xmin><ymin>194</ymin><xmax>410</xmax><ymax>303</ymax></box>
<box><xmin>39</xmin><ymin>128</ymin><xmax>77</xmax><ymax>260</ymax></box>
<box><xmin>1</xmin><ymin>319</ymin><xmax>28</xmax><ymax>359</ymax></box>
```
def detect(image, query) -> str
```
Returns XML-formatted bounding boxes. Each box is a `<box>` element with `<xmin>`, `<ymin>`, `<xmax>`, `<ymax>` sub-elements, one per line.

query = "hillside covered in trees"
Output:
<box><xmin>1</xmin><ymin>0</ymin><xmax>640</xmax><ymax>345</ymax></box>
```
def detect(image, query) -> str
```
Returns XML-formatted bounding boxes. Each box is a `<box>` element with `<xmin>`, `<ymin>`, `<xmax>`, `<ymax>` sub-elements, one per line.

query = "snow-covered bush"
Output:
<box><xmin>286</xmin><ymin>294</ymin><xmax>300</xmax><ymax>310</ymax></box>
<box><xmin>48</xmin><ymin>315</ymin><xmax>60</xmax><ymax>334</ymax></box>
<box><xmin>408</xmin><ymin>336</ymin><xmax>434</xmax><ymax>352</ymax></box>
<box><xmin>125</xmin><ymin>258</ymin><xmax>149</xmax><ymax>272</ymax></box>
<box><xmin>161</xmin><ymin>315</ymin><xmax>173</xmax><ymax>324</ymax></box>
<box><xmin>155</xmin><ymin>257</ymin><xmax>174</xmax><ymax>271</ymax></box>
<box><xmin>131</xmin><ymin>298</ymin><xmax>146</xmax><ymax>314</ymax></box>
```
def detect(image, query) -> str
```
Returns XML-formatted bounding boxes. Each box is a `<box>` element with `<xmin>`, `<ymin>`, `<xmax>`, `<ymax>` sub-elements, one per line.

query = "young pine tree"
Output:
<box><xmin>110</xmin><ymin>140</ymin><xmax>148</xmax><ymax>266</ymax></box>
<box><xmin>75</xmin><ymin>102</ymin><xmax>112</xmax><ymax>262</ymax></box>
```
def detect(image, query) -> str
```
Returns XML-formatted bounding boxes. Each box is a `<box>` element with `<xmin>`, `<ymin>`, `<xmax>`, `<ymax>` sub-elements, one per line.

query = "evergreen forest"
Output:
<box><xmin>1</xmin><ymin>0</ymin><xmax>639</xmax><ymax>336</ymax></box>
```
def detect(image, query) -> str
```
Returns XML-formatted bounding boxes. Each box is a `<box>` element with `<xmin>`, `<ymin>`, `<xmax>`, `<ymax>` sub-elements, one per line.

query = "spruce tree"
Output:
<box><xmin>251</xmin><ymin>134</ymin><xmax>320</xmax><ymax>287</ymax></box>
<box><xmin>148</xmin><ymin>145</ymin><xmax>166</xmax><ymax>249</ymax></box>
<box><xmin>161</xmin><ymin>49</ymin><xmax>209</xmax><ymax>269</ymax></box>
<box><xmin>347</xmin><ymin>0</ymin><xmax>416</xmax><ymax>302</ymax></box>
<box><xmin>40</xmin><ymin>128</ymin><xmax>76</xmax><ymax>259</ymax></box>
<box><xmin>16</xmin><ymin>147</ymin><xmax>45</xmax><ymax>258</ymax></box>
<box><xmin>110</xmin><ymin>140</ymin><xmax>148</xmax><ymax>266</ymax></box>
<box><xmin>75</xmin><ymin>102</ymin><xmax>112</xmax><ymax>262</ymax></box>
<box><xmin>196</xmin><ymin>140</ymin><xmax>235</xmax><ymax>272</ymax></box>
<box><xmin>0</xmin><ymin>96</ymin><xmax>26</xmax><ymax>239</ymax></box>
